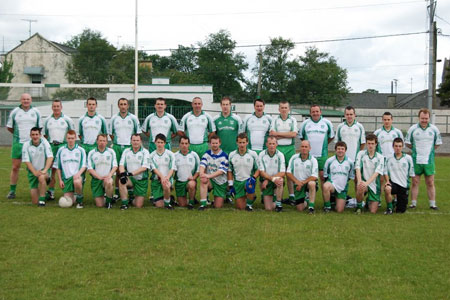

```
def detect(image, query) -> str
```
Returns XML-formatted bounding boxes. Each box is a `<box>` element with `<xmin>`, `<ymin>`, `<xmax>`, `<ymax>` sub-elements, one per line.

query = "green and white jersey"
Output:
<box><xmin>324</xmin><ymin>155</ymin><xmax>355</xmax><ymax>193</ymax></box>
<box><xmin>243</xmin><ymin>113</ymin><xmax>272</xmax><ymax>151</ymax></box>
<box><xmin>109</xmin><ymin>112</ymin><xmax>142</xmax><ymax>146</ymax></box>
<box><xmin>53</xmin><ymin>144</ymin><xmax>86</xmax><ymax>180</ymax></box>
<box><xmin>228</xmin><ymin>149</ymin><xmax>259</xmax><ymax>181</ymax></box>
<box><xmin>43</xmin><ymin>113</ymin><xmax>75</xmax><ymax>143</ymax></box>
<box><xmin>87</xmin><ymin>147</ymin><xmax>117</xmax><ymax>177</ymax></box>
<box><xmin>22</xmin><ymin>137</ymin><xmax>53</xmax><ymax>171</ymax></box>
<box><xmin>6</xmin><ymin>105</ymin><xmax>42</xmax><ymax>143</ymax></box>
<box><xmin>174</xmin><ymin>150</ymin><xmax>200</xmax><ymax>182</ymax></box>
<box><xmin>374</xmin><ymin>126</ymin><xmax>403</xmax><ymax>159</ymax></box>
<box><xmin>270</xmin><ymin>114</ymin><xmax>298</xmax><ymax>146</ymax></box>
<box><xmin>287</xmin><ymin>154</ymin><xmax>319</xmax><ymax>181</ymax></box>
<box><xmin>213</xmin><ymin>113</ymin><xmax>243</xmax><ymax>154</ymax></box>
<box><xmin>180</xmin><ymin>111</ymin><xmax>216</xmax><ymax>145</ymax></box>
<box><xmin>119</xmin><ymin>147</ymin><xmax>151</xmax><ymax>180</ymax></box>
<box><xmin>149</xmin><ymin>149</ymin><xmax>176</xmax><ymax>181</ymax></box>
<box><xmin>298</xmin><ymin>117</ymin><xmax>335</xmax><ymax>158</ymax></box>
<box><xmin>355</xmin><ymin>150</ymin><xmax>385</xmax><ymax>194</ymax></box>
<box><xmin>405</xmin><ymin>123</ymin><xmax>442</xmax><ymax>164</ymax></box>
<box><xmin>336</xmin><ymin>120</ymin><xmax>366</xmax><ymax>162</ymax></box>
<box><xmin>386</xmin><ymin>153</ymin><xmax>415</xmax><ymax>188</ymax></box>
<box><xmin>258</xmin><ymin>149</ymin><xmax>285</xmax><ymax>176</ymax></box>
<box><xmin>141</xmin><ymin>112</ymin><xmax>179</xmax><ymax>143</ymax></box>
<box><xmin>78</xmin><ymin>113</ymin><xmax>108</xmax><ymax>145</ymax></box>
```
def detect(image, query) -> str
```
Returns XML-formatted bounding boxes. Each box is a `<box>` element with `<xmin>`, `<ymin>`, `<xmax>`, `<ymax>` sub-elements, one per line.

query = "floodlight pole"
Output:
<box><xmin>21</xmin><ymin>19</ymin><xmax>37</xmax><ymax>37</ymax></box>
<box><xmin>134</xmin><ymin>0</ymin><xmax>139</xmax><ymax>117</ymax></box>
<box><xmin>427</xmin><ymin>0</ymin><xmax>436</xmax><ymax>114</ymax></box>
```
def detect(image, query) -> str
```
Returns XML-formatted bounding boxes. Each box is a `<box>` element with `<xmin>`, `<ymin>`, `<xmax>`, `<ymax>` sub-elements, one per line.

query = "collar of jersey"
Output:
<box><xmin>132</xmin><ymin>146</ymin><xmax>143</xmax><ymax>154</ymax></box>
<box><xmin>310</xmin><ymin>116</ymin><xmax>322</xmax><ymax>123</ymax></box>
<box><xmin>19</xmin><ymin>104</ymin><xmax>33</xmax><ymax>111</ymax></box>
<box><xmin>237</xmin><ymin>149</ymin><xmax>249</xmax><ymax>156</ymax></box>
<box><xmin>51</xmin><ymin>113</ymin><xmax>64</xmax><ymax>120</ymax></box>
<box><xmin>300</xmin><ymin>153</ymin><xmax>312</xmax><ymax>161</ymax></box>
<box><xmin>252</xmin><ymin>112</ymin><xmax>265</xmax><ymax>118</ymax></box>
<box><xmin>266</xmin><ymin>149</ymin><xmax>278</xmax><ymax>157</ymax></box>
<box><xmin>278</xmin><ymin>114</ymin><xmax>291</xmax><ymax>121</ymax></box>
<box><xmin>67</xmin><ymin>144</ymin><xmax>78</xmax><ymax>151</ymax></box>
<box><xmin>334</xmin><ymin>154</ymin><xmax>347</xmax><ymax>163</ymax></box>
<box><xmin>394</xmin><ymin>153</ymin><xmax>406</xmax><ymax>161</ymax></box>
<box><xmin>155</xmin><ymin>112</ymin><xmax>166</xmax><ymax>118</ymax></box>
<box><xmin>179</xmin><ymin>150</ymin><xmax>191</xmax><ymax>156</ymax></box>
<box><xmin>118</xmin><ymin>112</ymin><xmax>130</xmax><ymax>119</ymax></box>
<box><xmin>366</xmin><ymin>150</ymin><xmax>377</xmax><ymax>160</ymax></box>
<box><xmin>86</xmin><ymin>112</ymin><xmax>97</xmax><ymax>118</ymax></box>
<box><xmin>417</xmin><ymin>122</ymin><xmax>430</xmax><ymax>130</ymax></box>
<box><xmin>220</xmin><ymin>112</ymin><xmax>232</xmax><ymax>118</ymax></box>
<box><xmin>31</xmin><ymin>138</ymin><xmax>43</xmax><ymax>147</ymax></box>
<box><xmin>191</xmin><ymin>111</ymin><xmax>204</xmax><ymax>117</ymax></box>
<box><xmin>96</xmin><ymin>147</ymin><xmax>107</xmax><ymax>154</ymax></box>
<box><xmin>345</xmin><ymin>120</ymin><xmax>357</xmax><ymax>127</ymax></box>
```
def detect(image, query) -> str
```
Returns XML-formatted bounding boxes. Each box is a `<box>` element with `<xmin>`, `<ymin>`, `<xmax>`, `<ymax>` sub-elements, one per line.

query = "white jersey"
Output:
<box><xmin>270</xmin><ymin>114</ymin><xmax>298</xmax><ymax>146</ymax></box>
<box><xmin>149</xmin><ymin>149</ymin><xmax>176</xmax><ymax>180</ymax></box>
<box><xmin>78</xmin><ymin>113</ymin><xmax>108</xmax><ymax>145</ymax></box>
<box><xmin>179</xmin><ymin>111</ymin><xmax>215</xmax><ymax>145</ymax></box>
<box><xmin>54</xmin><ymin>144</ymin><xmax>87</xmax><ymax>180</ymax></box>
<box><xmin>22</xmin><ymin>138</ymin><xmax>53</xmax><ymax>171</ymax></box>
<box><xmin>174</xmin><ymin>151</ymin><xmax>200</xmax><ymax>182</ymax></box>
<box><xmin>109</xmin><ymin>112</ymin><xmax>142</xmax><ymax>146</ymax></box>
<box><xmin>287</xmin><ymin>154</ymin><xmax>319</xmax><ymax>181</ymax></box>
<box><xmin>120</xmin><ymin>147</ymin><xmax>151</xmax><ymax>180</ymax></box>
<box><xmin>405</xmin><ymin>123</ymin><xmax>442</xmax><ymax>164</ymax></box>
<box><xmin>200</xmin><ymin>149</ymin><xmax>229</xmax><ymax>185</ymax></box>
<box><xmin>228</xmin><ymin>149</ymin><xmax>260</xmax><ymax>182</ymax></box>
<box><xmin>374</xmin><ymin>126</ymin><xmax>403</xmax><ymax>159</ymax></box>
<box><xmin>258</xmin><ymin>149</ymin><xmax>286</xmax><ymax>176</ymax></box>
<box><xmin>298</xmin><ymin>117</ymin><xmax>335</xmax><ymax>158</ymax></box>
<box><xmin>7</xmin><ymin>105</ymin><xmax>42</xmax><ymax>143</ymax></box>
<box><xmin>141</xmin><ymin>112</ymin><xmax>179</xmax><ymax>144</ymax></box>
<box><xmin>87</xmin><ymin>147</ymin><xmax>117</xmax><ymax>177</ymax></box>
<box><xmin>336</xmin><ymin>120</ymin><xmax>366</xmax><ymax>162</ymax></box>
<box><xmin>324</xmin><ymin>155</ymin><xmax>355</xmax><ymax>193</ymax></box>
<box><xmin>243</xmin><ymin>113</ymin><xmax>273</xmax><ymax>151</ymax></box>
<box><xmin>355</xmin><ymin>150</ymin><xmax>385</xmax><ymax>194</ymax></box>
<box><xmin>43</xmin><ymin>114</ymin><xmax>75</xmax><ymax>143</ymax></box>
<box><xmin>386</xmin><ymin>153</ymin><xmax>415</xmax><ymax>188</ymax></box>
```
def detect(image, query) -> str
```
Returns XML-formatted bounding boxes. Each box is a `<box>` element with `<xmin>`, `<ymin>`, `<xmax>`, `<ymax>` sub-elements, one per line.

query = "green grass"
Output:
<box><xmin>1</xmin><ymin>146</ymin><xmax>450</xmax><ymax>299</ymax></box>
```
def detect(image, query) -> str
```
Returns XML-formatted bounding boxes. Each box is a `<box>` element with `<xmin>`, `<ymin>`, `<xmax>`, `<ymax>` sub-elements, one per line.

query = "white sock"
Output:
<box><xmin>429</xmin><ymin>200</ymin><xmax>436</xmax><ymax>207</ymax></box>
<box><xmin>411</xmin><ymin>200</ymin><xmax>417</xmax><ymax>206</ymax></box>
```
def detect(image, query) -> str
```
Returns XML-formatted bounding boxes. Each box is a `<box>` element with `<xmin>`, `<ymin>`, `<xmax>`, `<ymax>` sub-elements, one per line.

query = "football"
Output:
<box><xmin>58</xmin><ymin>196</ymin><xmax>73</xmax><ymax>208</ymax></box>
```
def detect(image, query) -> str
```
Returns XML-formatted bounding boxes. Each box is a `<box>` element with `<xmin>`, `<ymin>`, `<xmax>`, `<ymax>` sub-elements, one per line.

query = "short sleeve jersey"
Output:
<box><xmin>355</xmin><ymin>150</ymin><xmax>385</xmax><ymax>194</ymax></box>
<box><xmin>149</xmin><ymin>149</ymin><xmax>176</xmax><ymax>180</ymax></box>
<box><xmin>7</xmin><ymin>105</ymin><xmax>42</xmax><ymax>143</ymax></box>
<box><xmin>22</xmin><ymin>138</ymin><xmax>53</xmax><ymax>171</ymax></box>
<box><xmin>109</xmin><ymin>112</ymin><xmax>142</xmax><ymax>146</ymax></box>
<box><xmin>386</xmin><ymin>153</ymin><xmax>415</xmax><ymax>188</ymax></box>
<box><xmin>228</xmin><ymin>149</ymin><xmax>260</xmax><ymax>182</ymax></box>
<box><xmin>53</xmin><ymin>144</ymin><xmax>87</xmax><ymax>180</ymax></box>
<box><xmin>174</xmin><ymin>150</ymin><xmax>200</xmax><ymax>182</ymax></box>
<box><xmin>336</xmin><ymin>120</ymin><xmax>366</xmax><ymax>162</ymax></box>
<box><xmin>200</xmin><ymin>150</ymin><xmax>229</xmax><ymax>185</ymax></box>
<box><xmin>213</xmin><ymin>113</ymin><xmax>243</xmax><ymax>154</ymax></box>
<box><xmin>78</xmin><ymin>113</ymin><xmax>108</xmax><ymax>145</ymax></box>
<box><xmin>141</xmin><ymin>112</ymin><xmax>179</xmax><ymax>144</ymax></box>
<box><xmin>258</xmin><ymin>149</ymin><xmax>286</xmax><ymax>176</ymax></box>
<box><xmin>374</xmin><ymin>126</ymin><xmax>403</xmax><ymax>159</ymax></box>
<box><xmin>298</xmin><ymin>117</ymin><xmax>335</xmax><ymax>158</ymax></box>
<box><xmin>270</xmin><ymin>114</ymin><xmax>298</xmax><ymax>146</ymax></box>
<box><xmin>287</xmin><ymin>154</ymin><xmax>319</xmax><ymax>181</ymax></box>
<box><xmin>43</xmin><ymin>114</ymin><xmax>75</xmax><ymax>143</ymax></box>
<box><xmin>324</xmin><ymin>155</ymin><xmax>355</xmax><ymax>193</ymax></box>
<box><xmin>243</xmin><ymin>113</ymin><xmax>273</xmax><ymax>151</ymax></box>
<box><xmin>87</xmin><ymin>147</ymin><xmax>118</xmax><ymax>177</ymax></box>
<box><xmin>405</xmin><ymin>123</ymin><xmax>442</xmax><ymax>165</ymax></box>
<box><xmin>180</xmin><ymin>111</ymin><xmax>216</xmax><ymax>145</ymax></box>
<box><xmin>119</xmin><ymin>147</ymin><xmax>151</xmax><ymax>180</ymax></box>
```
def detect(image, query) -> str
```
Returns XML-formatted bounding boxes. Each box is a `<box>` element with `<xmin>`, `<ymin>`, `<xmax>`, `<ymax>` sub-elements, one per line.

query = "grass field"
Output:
<box><xmin>1</xmin><ymin>146</ymin><xmax>450</xmax><ymax>299</ymax></box>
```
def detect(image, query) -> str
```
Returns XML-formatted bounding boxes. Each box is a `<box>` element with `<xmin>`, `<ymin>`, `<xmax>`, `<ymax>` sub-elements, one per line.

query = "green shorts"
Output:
<box><xmin>211</xmin><ymin>180</ymin><xmax>227</xmax><ymax>199</ymax></box>
<box><xmin>294</xmin><ymin>181</ymin><xmax>319</xmax><ymax>201</ymax></box>
<box><xmin>316</xmin><ymin>156</ymin><xmax>327</xmax><ymax>171</ymax></box>
<box><xmin>151</xmin><ymin>179</ymin><xmax>164</xmax><ymax>200</ymax></box>
<box><xmin>112</xmin><ymin>144</ymin><xmax>131</xmax><ymax>164</ymax></box>
<box><xmin>189</xmin><ymin>143</ymin><xmax>209</xmax><ymax>159</ymax></box>
<box><xmin>81</xmin><ymin>144</ymin><xmax>97</xmax><ymax>156</ymax></box>
<box><xmin>277</xmin><ymin>145</ymin><xmax>296</xmax><ymax>167</ymax></box>
<box><xmin>414</xmin><ymin>162</ymin><xmax>435</xmax><ymax>176</ymax></box>
<box><xmin>91</xmin><ymin>177</ymin><xmax>107</xmax><ymax>198</ymax></box>
<box><xmin>51</xmin><ymin>143</ymin><xmax>65</xmax><ymax>157</ymax></box>
<box><xmin>62</xmin><ymin>176</ymin><xmax>84</xmax><ymax>193</ymax></box>
<box><xmin>262</xmin><ymin>181</ymin><xmax>277</xmax><ymax>197</ymax></box>
<box><xmin>148</xmin><ymin>142</ymin><xmax>171</xmax><ymax>153</ymax></box>
<box><xmin>11</xmin><ymin>142</ymin><xmax>23</xmax><ymax>159</ymax></box>
<box><xmin>234</xmin><ymin>180</ymin><xmax>251</xmax><ymax>199</ymax></box>
<box><xmin>27</xmin><ymin>170</ymin><xmax>51</xmax><ymax>189</ymax></box>
<box><xmin>129</xmin><ymin>177</ymin><xmax>148</xmax><ymax>197</ymax></box>
<box><xmin>175</xmin><ymin>180</ymin><xmax>188</xmax><ymax>197</ymax></box>
<box><xmin>366</xmin><ymin>188</ymin><xmax>381</xmax><ymax>203</ymax></box>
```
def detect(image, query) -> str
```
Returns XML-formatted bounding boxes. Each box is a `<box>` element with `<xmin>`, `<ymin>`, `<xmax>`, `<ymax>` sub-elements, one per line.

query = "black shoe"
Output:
<box><xmin>430</xmin><ymin>206</ymin><xmax>439</xmax><ymax>210</ymax></box>
<box><xmin>120</xmin><ymin>204</ymin><xmax>128</xmax><ymax>210</ymax></box>
<box><xmin>165</xmin><ymin>205</ymin><xmax>174</xmax><ymax>210</ymax></box>
<box><xmin>409</xmin><ymin>204</ymin><xmax>416</xmax><ymax>209</ymax></box>
<box><xmin>245</xmin><ymin>206</ymin><xmax>253</xmax><ymax>212</ymax></box>
<box><xmin>198</xmin><ymin>205</ymin><xmax>206</xmax><ymax>211</ymax></box>
<box><xmin>76</xmin><ymin>203</ymin><xmax>84</xmax><ymax>209</ymax></box>
<box><xmin>46</xmin><ymin>191</ymin><xmax>55</xmax><ymax>201</ymax></box>
<box><xmin>112</xmin><ymin>195</ymin><xmax>119</xmax><ymax>204</ymax></box>
<box><xmin>148</xmin><ymin>196</ymin><xmax>154</xmax><ymax>204</ymax></box>
<box><xmin>6</xmin><ymin>191</ymin><xmax>16</xmax><ymax>199</ymax></box>
<box><xmin>38</xmin><ymin>201</ymin><xmax>46</xmax><ymax>207</ymax></box>
<box><xmin>105</xmin><ymin>202</ymin><xmax>112</xmax><ymax>209</ymax></box>
<box><xmin>187</xmin><ymin>204</ymin><xmax>194</xmax><ymax>210</ymax></box>
<box><xmin>308</xmin><ymin>208</ymin><xmax>315</xmax><ymax>214</ymax></box>
<box><xmin>275</xmin><ymin>206</ymin><xmax>283</xmax><ymax>212</ymax></box>
<box><xmin>384</xmin><ymin>208</ymin><xmax>393</xmax><ymax>215</ymax></box>
<box><xmin>194</xmin><ymin>198</ymin><xmax>199</xmax><ymax>205</ymax></box>
<box><xmin>323</xmin><ymin>207</ymin><xmax>331</xmax><ymax>214</ymax></box>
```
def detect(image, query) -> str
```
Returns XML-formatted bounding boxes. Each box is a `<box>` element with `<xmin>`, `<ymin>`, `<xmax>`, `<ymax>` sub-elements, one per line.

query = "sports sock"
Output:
<box><xmin>164</xmin><ymin>199</ymin><xmax>170</xmax><ymax>207</ymax></box>
<box><xmin>324</xmin><ymin>201</ymin><xmax>331</xmax><ymax>209</ymax></box>
<box><xmin>275</xmin><ymin>200</ymin><xmax>282</xmax><ymax>207</ymax></box>
<box><xmin>309</xmin><ymin>202</ymin><xmax>315</xmax><ymax>209</ymax></box>
<box><xmin>115</xmin><ymin>187</ymin><xmax>119</xmax><ymax>196</ymax></box>
<box><xmin>289</xmin><ymin>194</ymin><xmax>294</xmax><ymax>200</ymax></box>
<box><xmin>429</xmin><ymin>200</ymin><xmax>436</xmax><ymax>207</ymax></box>
<box><xmin>105</xmin><ymin>196</ymin><xmax>112</xmax><ymax>204</ymax></box>
<box><xmin>49</xmin><ymin>187</ymin><xmax>55</xmax><ymax>193</ymax></box>
<box><xmin>357</xmin><ymin>202</ymin><xmax>363</xmax><ymax>209</ymax></box>
<box><xmin>75</xmin><ymin>194</ymin><xmax>83</xmax><ymax>204</ymax></box>
<box><xmin>411</xmin><ymin>200</ymin><xmax>417</xmax><ymax>206</ymax></box>
<box><xmin>387</xmin><ymin>202</ymin><xmax>393</xmax><ymax>210</ymax></box>
<box><xmin>188</xmin><ymin>199</ymin><xmax>195</xmax><ymax>206</ymax></box>
<box><xmin>200</xmin><ymin>199</ymin><xmax>207</xmax><ymax>207</ymax></box>
<box><xmin>121</xmin><ymin>199</ymin><xmax>129</xmax><ymax>206</ymax></box>
<box><xmin>38</xmin><ymin>196</ymin><xmax>46</xmax><ymax>203</ymax></box>
<box><xmin>306</xmin><ymin>199</ymin><xmax>310</xmax><ymax>206</ymax></box>
<box><xmin>10</xmin><ymin>184</ymin><xmax>16</xmax><ymax>193</ymax></box>
<box><xmin>246</xmin><ymin>199</ymin><xmax>254</xmax><ymax>207</ymax></box>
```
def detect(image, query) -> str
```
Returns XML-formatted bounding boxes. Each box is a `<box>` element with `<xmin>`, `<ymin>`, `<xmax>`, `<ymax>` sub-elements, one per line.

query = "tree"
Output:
<box><xmin>362</xmin><ymin>89</ymin><xmax>379</xmax><ymax>94</ymax></box>
<box><xmin>169</xmin><ymin>45</ymin><xmax>198</xmax><ymax>73</ymax></box>
<box><xmin>438</xmin><ymin>66</ymin><xmax>450</xmax><ymax>107</ymax></box>
<box><xmin>0</xmin><ymin>57</ymin><xmax>14</xmax><ymax>100</ymax></box>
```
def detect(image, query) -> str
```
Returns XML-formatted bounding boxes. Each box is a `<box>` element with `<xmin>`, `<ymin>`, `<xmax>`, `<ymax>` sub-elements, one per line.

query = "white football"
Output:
<box><xmin>59</xmin><ymin>196</ymin><xmax>73</xmax><ymax>208</ymax></box>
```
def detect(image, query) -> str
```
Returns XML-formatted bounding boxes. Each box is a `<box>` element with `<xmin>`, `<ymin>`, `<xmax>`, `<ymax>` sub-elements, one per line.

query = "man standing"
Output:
<box><xmin>6</xmin><ymin>93</ymin><xmax>42</xmax><ymax>199</ymax></box>
<box><xmin>78</xmin><ymin>97</ymin><xmax>108</xmax><ymax>155</ymax></box>
<box><xmin>405</xmin><ymin>108</ymin><xmax>442</xmax><ymax>210</ymax></box>
<box><xmin>179</xmin><ymin>97</ymin><xmax>216</xmax><ymax>159</ymax></box>
<box><xmin>286</xmin><ymin>140</ymin><xmax>318</xmax><ymax>214</ymax></box>
<box><xmin>213</xmin><ymin>96</ymin><xmax>243</xmax><ymax>155</ymax></box>
<box><xmin>373</xmin><ymin>112</ymin><xmax>404</xmax><ymax>159</ymax></box>
<box><xmin>174</xmin><ymin>136</ymin><xmax>200</xmax><ymax>209</ymax></box>
<box><xmin>141</xmin><ymin>97</ymin><xmax>179</xmax><ymax>152</ymax></box>
<box><xmin>22</xmin><ymin>127</ymin><xmax>53</xmax><ymax>206</ymax></box>
<box><xmin>243</xmin><ymin>98</ymin><xmax>272</xmax><ymax>154</ymax></box>
<box><xmin>87</xmin><ymin>134</ymin><xmax>118</xmax><ymax>209</ymax></box>
<box><xmin>259</xmin><ymin>137</ymin><xmax>285</xmax><ymax>212</ymax></box>
<box><xmin>43</xmin><ymin>99</ymin><xmax>75</xmax><ymax>201</ymax></box>
<box><xmin>336</xmin><ymin>106</ymin><xmax>365</xmax><ymax>163</ymax></box>
<box><xmin>54</xmin><ymin>130</ymin><xmax>87</xmax><ymax>208</ymax></box>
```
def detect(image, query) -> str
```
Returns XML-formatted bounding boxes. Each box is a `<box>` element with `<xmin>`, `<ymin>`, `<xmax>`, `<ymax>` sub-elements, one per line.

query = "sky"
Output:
<box><xmin>1</xmin><ymin>0</ymin><xmax>450</xmax><ymax>93</ymax></box>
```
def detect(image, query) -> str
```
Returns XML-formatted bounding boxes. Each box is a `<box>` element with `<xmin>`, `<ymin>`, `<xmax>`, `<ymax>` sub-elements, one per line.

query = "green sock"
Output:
<box><xmin>188</xmin><ymin>199</ymin><xmax>195</xmax><ymax>206</ymax></box>
<box><xmin>309</xmin><ymin>202</ymin><xmax>315</xmax><ymax>209</ymax></box>
<box><xmin>115</xmin><ymin>187</ymin><xmax>119</xmax><ymax>195</ymax></box>
<box><xmin>10</xmin><ymin>185</ymin><xmax>17</xmax><ymax>193</ymax></box>
<box><xmin>75</xmin><ymin>194</ymin><xmax>83</xmax><ymax>204</ymax></box>
<box><xmin>121</xmin><ymin>199</ymin><xmax>129</xmax><ymax>206</ymax></box>
<box><xmin>357</xmin><ymin>202</ymin><xmax>363</xmax><ymax>209</ymax></box>
<box><xmin>38</xmin><ymin>196</ymin><xmax>46</xmax><ymax>203</ymax></box>
<box><xmin>306</xmin><ymin>199</ymin><xmax>310</xmax><ymax>206</ymax></box>
<box><xmin>106</xmin><ymin>197</ymin><xmax>112</xmax><ymax>204</ymax></box>
<box><xmin>387</xmin><ymin>202</ymin><xmax>393</xmax><ymax>209</ymax></box>
<box><xmin>289</xmin><ymin>194</ymin><xmax>294</xmax><ymax>201</ymax></box>
<box><xmin>164</xmin><ymin>199</ymin><xmax>170</xmax><ymax>207</ymax></box>
<box><xmin>324</xmin><ymin>201</ymin><xmax>331</xmax><ymax>208</ymax></box>
<box><xmin>200</xmin><ymin>199</ymin><xmax>207</xmax><ymax>207</ymax></box>
<box><xmin>49</xmin><ymin>187</ymin><xmax>54</xmax><ymax>192</ymax></box>
<box><xmin>246</xmin><ymin>199</ymin><xmax>254</xmax><ymax>207</ymax></box>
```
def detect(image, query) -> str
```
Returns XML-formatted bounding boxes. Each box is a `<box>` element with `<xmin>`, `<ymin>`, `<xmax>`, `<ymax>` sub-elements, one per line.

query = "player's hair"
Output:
<box><xmin>130</xmin><ymin>133</ymin><xmax>142</xmax><ymax>141</ymax></box>
<box><xmin>392</xmin><ymin>137</ymin><xmax>404</xmax><ymax>147</ymax></box>
<box><xmin>310</xmin><ymin>104</ymin><xmax>321</xmax><ymax>112</ymax></box>
<box><xmin>87</xmin><ymin>97</ymin><xmax>97</xmax><ymax>104</ymax></box>
<box><xmin>192</xmin><ymin>97</ymin><xmax>202</xmax><ymax>102</ymax></box>
<box><xmin>180</xmin><ymin>136</ymin><xmax>190</xmax><ymax>143</ymax></box>
<box><xmin>96</xmin><ymin>134</ymin><xmax>108</xmax><ymax>141</ymax></box>
<box><xmin>279</xmin><ymin>100</ymin><xmax>290</xmax><ymax>106</ymax></box>
<box><xmin>117</xmin><ymin>98</ymin><xmax>128</xmax><ymax>105</ymax></box>
<box><xmin>418</xmin><ymin>108</ymin><xmax>430</xmax><ymax>117</ymax></box>
<box><xmin>30</xmin><ymin>127</ymin><xmax>41</xmax><ymax>134</ymax></box>
<box><xmin>209</xmin><ymin>134</ymin><xmax>221</xmax><ymax>143</ymax></box>
<box><xmin>237</xmin><ymin>132</ymin><xmax>248</xmax><ymax>142</ymax></box>
<box><xmin>155</xmin><ymin>133</ymin><xmax>166</xmax><ymax>142</ymax></box>
<box><xmin>382</xmin><ymin>111</ymin><xmax>393</xmax><ymax>118</ymax></box>
<box><xmin>266</xmin><ymin>136</ymin><xmax>277</xmax><ymax>143</ymax></box>
<box><xmin>66</xmin><ymin>129</ymin><xmax>77</xmax><ymax>137</ymax></box>
<box><xmin>344</xmin><ymin>106</ymin><xmax>355</xmax><ymax>114</ymax></box>
<box><xmin>335</xmin><ymin>141</ymin><xmax>347</xmax><ymax>150</ymax></box>
<box><xmin>155</xmin><ymin>97</ymin><xmax>166</xmax><ymax>104</ymax></box>
<box><xmin>253</xmin><ymin>98</ymin><xmax>265</xmax><ymax>105</ymax></box>
<box><xmin>220</xmin><ymin>96</ymin><xmax>232</xmax><ymax>104</ymax></box>
<box><xmin>366</xmin><ymin>133</ymin><xmax>378</xmax><ymax>143</ymax></box>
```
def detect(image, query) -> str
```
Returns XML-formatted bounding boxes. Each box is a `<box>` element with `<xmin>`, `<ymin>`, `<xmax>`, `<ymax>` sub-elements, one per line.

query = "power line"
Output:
<box><xmin>436</xmin><ymin>15</ymin><xmax>450</xmax><ymax>27</ymax></box>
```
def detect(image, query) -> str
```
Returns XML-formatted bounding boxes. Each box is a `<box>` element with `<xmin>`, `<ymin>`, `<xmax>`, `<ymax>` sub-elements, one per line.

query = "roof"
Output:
<box><xmin>5</xmin><ymin>33</ymin><xmax>76</xmax><ymax>56</ymax></box>
<box><xmin>292</xmin><ymin>108</ymin><xmax>344</xmax><ymax>117</ymax></box>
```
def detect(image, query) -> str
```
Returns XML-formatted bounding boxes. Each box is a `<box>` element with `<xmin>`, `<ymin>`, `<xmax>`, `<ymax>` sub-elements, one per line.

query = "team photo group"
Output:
<box><xmin>6</xmin><ymin>92</ymin><xmax>442</xmax><ymax>214</ymax></box>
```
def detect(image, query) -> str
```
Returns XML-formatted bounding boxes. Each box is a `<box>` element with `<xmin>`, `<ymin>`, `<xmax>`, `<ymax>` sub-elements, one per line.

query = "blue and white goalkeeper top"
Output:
<box><xmin>200</xmin><ymin>149</ymin><xmax>228</xmax><ymax>185</ymax></box>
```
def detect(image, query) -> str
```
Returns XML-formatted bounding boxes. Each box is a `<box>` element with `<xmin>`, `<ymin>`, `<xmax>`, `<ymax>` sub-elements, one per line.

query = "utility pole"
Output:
<box><xmin>427</xmin><ymin>0</ymin><xmax>436</xmax><ymax>113</ymax></box>
<box><xmin>257</xmin><ymin>47</ymin><xmax>263</xmax><ymax>98</ymax></box>
<box><xmin>21</xmin><ymin>19</ymin><xmax>37</xmax><ymax>37</ymax></box>
<box><xmin>134</xmin><ymin>0</ymin><xmax>139</xmax><ymax>117</ymax></box>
